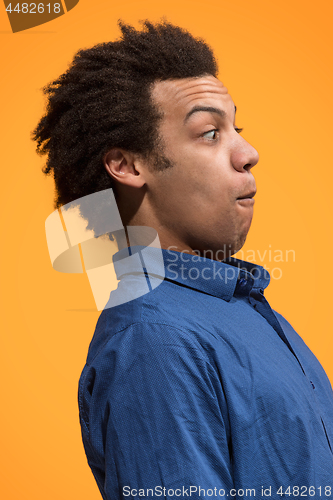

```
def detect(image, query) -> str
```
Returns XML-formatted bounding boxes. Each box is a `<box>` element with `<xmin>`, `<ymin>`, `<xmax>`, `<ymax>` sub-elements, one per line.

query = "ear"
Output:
<box><xmin>104</xmin><ymin>148</ymin><xmax>146</xmax><ymax>188</ymax></box>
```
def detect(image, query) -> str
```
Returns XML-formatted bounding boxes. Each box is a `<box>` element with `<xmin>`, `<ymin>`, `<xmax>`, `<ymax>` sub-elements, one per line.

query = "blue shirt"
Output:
<box><xmin>78</xmin><ymin>247</ymin><xmax>333</xmax><ymax>499</ymax></box>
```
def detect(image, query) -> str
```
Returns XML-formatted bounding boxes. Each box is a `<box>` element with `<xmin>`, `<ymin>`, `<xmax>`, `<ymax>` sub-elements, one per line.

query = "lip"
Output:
<box><xmin>236</xmin><ymin>190</ymin><xmax>256</xmax><ymax>206</ymax></box>
<box><xmin>237</xmin><ymin>190</ymin><xmax>257</xmax><ymax>200</ymax></box>
<box><xmin>237</xmin><ymin>197</ymin><xmax>255</xmax><ymax>206</ymax></box>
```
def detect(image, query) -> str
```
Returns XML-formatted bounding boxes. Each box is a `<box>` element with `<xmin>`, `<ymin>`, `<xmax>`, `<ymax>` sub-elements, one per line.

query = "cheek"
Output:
<box><xmin>199</xmin><ymin>171</ymin><xmax>236</xmax><ymax>204</ymax></box>
<box><xmin>160</xmin><ymin>148</ymin><xmax>237</xmax><ymax>206</ymax></box>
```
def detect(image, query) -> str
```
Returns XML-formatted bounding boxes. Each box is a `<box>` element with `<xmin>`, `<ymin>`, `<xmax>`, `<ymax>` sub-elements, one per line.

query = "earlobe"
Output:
<box><xmin>104</xmin><ymin>148</ymin><xmax>146</xmax><ymax>188</ymax></box>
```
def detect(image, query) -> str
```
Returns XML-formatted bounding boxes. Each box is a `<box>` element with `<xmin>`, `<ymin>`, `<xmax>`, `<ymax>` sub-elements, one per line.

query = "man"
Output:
<box><xmin>34</xmin><ymin>21</ymin><xmax>333</xmax><ymax>499</ymax></box>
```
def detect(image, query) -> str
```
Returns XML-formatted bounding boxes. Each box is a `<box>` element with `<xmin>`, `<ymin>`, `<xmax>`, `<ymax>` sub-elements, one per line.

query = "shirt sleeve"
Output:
<box><xmin>79</xmin><ymin>322</ymin><xmax>234</xmax><ymax>499</ymax></box>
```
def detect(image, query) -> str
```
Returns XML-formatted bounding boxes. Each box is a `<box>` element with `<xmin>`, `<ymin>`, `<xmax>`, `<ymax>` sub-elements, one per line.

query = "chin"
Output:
<box><xmin>229</xmin><ymin>232</ymin><xmax>249</xmax><ymax>257</ymax></box>
<box><xmin>192</xmin><ymin>227</ymin><xmax>250</xmax><ymax>261</ymax></box>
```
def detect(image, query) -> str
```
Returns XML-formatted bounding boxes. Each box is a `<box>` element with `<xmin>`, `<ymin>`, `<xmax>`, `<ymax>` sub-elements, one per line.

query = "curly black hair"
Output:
<box><xmin>32</xmin><ymin>20</ymin><xmax>218</xmax><ymax>209</ymax></box>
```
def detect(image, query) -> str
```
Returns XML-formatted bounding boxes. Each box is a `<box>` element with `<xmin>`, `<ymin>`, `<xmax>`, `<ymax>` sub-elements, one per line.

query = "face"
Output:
<box><xmin>142</xmin><ymin>75</ymin><xmax>259</xmax><ymax>260</ymax></box>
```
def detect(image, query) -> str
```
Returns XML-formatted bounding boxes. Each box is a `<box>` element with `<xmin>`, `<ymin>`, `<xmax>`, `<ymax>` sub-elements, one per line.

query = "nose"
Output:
<box><xmin>231</xmin><ymin>135</ymin><xmax>259</xmax><ymax>173</ymax></box>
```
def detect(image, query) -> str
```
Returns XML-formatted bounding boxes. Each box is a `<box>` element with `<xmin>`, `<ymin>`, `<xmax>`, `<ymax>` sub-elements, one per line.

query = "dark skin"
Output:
<box><xmin>104</xmin><ymin>75</ymin><xmax>259</xmax><ymax>261</ymax></box>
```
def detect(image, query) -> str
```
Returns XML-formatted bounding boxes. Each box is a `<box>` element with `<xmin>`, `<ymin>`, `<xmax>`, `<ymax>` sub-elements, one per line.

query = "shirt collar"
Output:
<box><xmin>113</xmin><ymin>246</ymin><xmax>270</xmax><ymax>302</ymax></box>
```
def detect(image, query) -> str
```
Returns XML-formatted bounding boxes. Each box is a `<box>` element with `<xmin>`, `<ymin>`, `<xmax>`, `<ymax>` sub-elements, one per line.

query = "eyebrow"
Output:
<box><xmin>184</xmin><ymin>105</ymin><xmax>237</xmax><ymax>124</ymax></box>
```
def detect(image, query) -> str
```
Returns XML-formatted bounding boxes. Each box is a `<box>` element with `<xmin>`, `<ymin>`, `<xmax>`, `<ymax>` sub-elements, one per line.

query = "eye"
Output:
<box><xmin>203</xmin><ymin>129</ymin><xmax>218</xmax><ymax>140</ymax></box>
<box><xmin>235</xmin><ymin>127</ymin><xmax>243</xmax><ymax>133</ymax></box>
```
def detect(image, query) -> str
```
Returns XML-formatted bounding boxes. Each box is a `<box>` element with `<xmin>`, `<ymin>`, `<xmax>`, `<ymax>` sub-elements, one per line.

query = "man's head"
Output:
<box><xmin>34</xmin><ymin>20</ymin><xmax>258</xmax><ymax>259</ymax></box>
<box><xmin>33</xmin><ymin>20</ymin><xmax>218</xmax><ymax>207</ymax></box>
<box><xmin>107</xmin><ymin>75</ymin><xmax>258</xmax><ymax>259</ymax></box>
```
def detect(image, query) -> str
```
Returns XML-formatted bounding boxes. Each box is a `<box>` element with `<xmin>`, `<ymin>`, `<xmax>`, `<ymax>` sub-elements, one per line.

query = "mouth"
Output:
<box><xmin>237</xmin><ymin>190</ymin><xmax>256</xmax><ymax>200</ymax></box>
<box><xmin>237</xmin><ymin>190</ymin><xmax>256</xmax><ymax>206</ymax></box>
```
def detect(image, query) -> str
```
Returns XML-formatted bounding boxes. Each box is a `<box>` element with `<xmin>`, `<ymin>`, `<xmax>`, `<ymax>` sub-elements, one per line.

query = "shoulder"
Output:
<box><xmin>86</xmin><ymin>319</ymin><xmax>211</xmax><ymax>370</ymax></box>
<box><xmin>87</xmin><ymin>277</ymin><xmax>222</xmax><ymax>363</ymax></box>
<box><xmin>80</xmin><ymin>315</ymin><xmax>221</xmax><ymax>409</ymax></box>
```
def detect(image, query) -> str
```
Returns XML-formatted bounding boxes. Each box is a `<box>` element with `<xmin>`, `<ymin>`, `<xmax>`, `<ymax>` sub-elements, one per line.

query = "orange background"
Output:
<box><xmin>0</xmin><ymin>1</ymin><xmax>332</xmax><ymax>498</ymax></box>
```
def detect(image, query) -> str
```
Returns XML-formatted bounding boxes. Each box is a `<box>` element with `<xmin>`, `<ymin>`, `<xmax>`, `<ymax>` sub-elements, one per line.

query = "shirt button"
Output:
<box><xmin>238</xmin><ymin>278</ymin><xmax>247</xmax><ymax>287</ymax></box>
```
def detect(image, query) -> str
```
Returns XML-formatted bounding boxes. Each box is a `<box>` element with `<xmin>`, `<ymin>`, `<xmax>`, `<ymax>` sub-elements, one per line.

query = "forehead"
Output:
<box><xmin>151</xmin><ymin>75</ymin><xmax>235</xmax><ymax>122</ymax></box>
